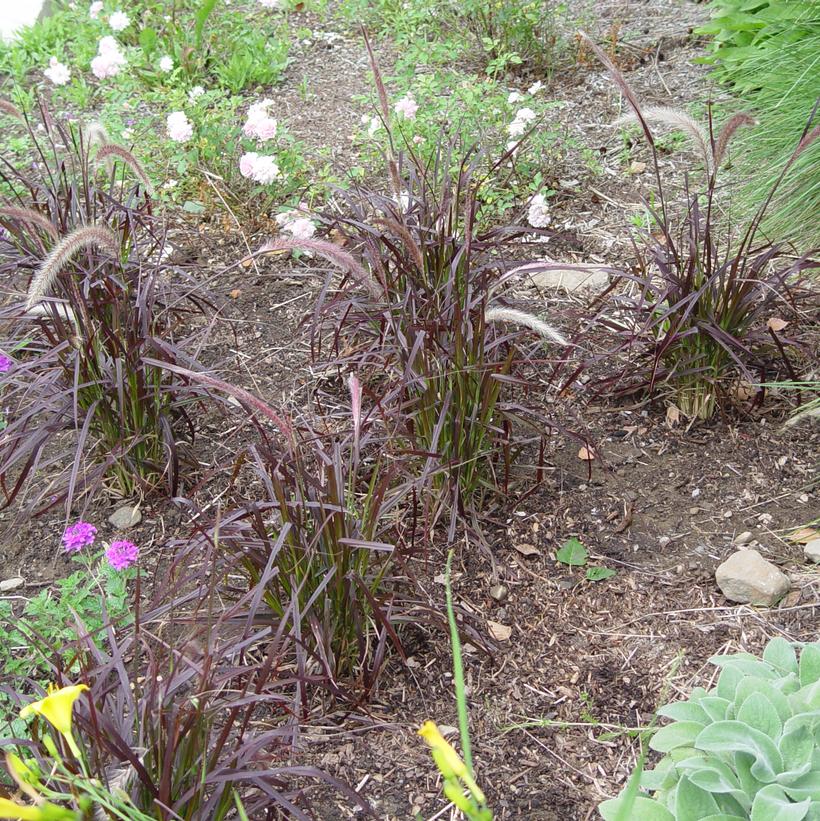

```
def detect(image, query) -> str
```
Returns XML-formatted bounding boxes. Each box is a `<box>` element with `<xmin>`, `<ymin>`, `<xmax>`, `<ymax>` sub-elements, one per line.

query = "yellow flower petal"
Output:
<box><xmin>19</xmin><ymin>684</ymin><xmax>89</xmax><ymax>737</ymax></box>
<box><xmin>418</xmin><ymin>721</ymin><xmax>467</xmax><ymax>778</ymax></box>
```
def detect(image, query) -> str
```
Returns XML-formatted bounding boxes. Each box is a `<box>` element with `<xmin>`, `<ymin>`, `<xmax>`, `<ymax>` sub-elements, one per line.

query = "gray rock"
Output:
<box><xmin>530</xmin><ymin>267</ymin><xmax>609</xmax><ymax>292</ymax></box>
<box><xmin>108</xmin><ymin>505</ymin><xmax>142</xmax><ymax>530</ymax></box>
<box><xmin>489</xmin><ymin>584</ymin><xmax>509</xmax><ymax>602</ymax></box>
<box><xmin>805</xmin><ymin>538</ymin><xmax>820</xmax><ymax>564</ymax></box>
<box><xmin>733</xmin><ymin>531</ymin><xmax>753</xmax><ymax>545</ymax></box>
<box><xmin>0</xmin><ymin>577</ymin><xmax>24</xmax><ymax>592</ymax></box>
<box><xmin>715</xmin><ymin>549</ymin><xmax>790</xmax><ymax>606</ymax></box>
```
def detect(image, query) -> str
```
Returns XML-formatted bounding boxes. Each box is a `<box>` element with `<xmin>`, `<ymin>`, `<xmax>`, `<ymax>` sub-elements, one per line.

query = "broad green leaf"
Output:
<box><xmin>778</xmin><ymin>722</ymin><xmax>814</xmax><ymax>775</ymax></box>
<box><xmin>763</xmin><ymin>637</ymin><xmax>798</xmax><ymax>675</ymax></box>
<box><xmin>750</xmin><ymin>784</ymin><xmax>811</xmax><ymax>821</ymax></box>
<box><xmin>650</xmin><ymin>722</ymin><xmax>704</xmax><ymax>753</ymax></box>
<box><xmin>700</xmin><ymin>816</ymin><xmax>748</xmax><ymax>821</ymax></box>
<box><xmin>716</xmin><ymin>666</ymin><xmax>746</xmax><ymax>701</ymax></box>
<box><xmin>139</xmin><ymin>27</ymin><xmax>158</xmax><ymax>54</ymax></box>
<box><xmin>799</xmin><ymin>644</ymin><xmax>820</xmax><ymax>688</ymax></box>
<box><xmin>735</xmin><ymin>679</ymin><xmax>792</xmax><ymax>724</ymax></box>
<box><xmin>556</xmin><ymin>538</ymin><xmax>587</xmax><ymax>567</ymax></box>
<box><xmin>737</xmin><ymin>692</ymin><xmax>782</xmax><ymax>739</ymax></box>
<box><xmin>676</xmin><ymin>756</ymin><xmax>744</xmax><ymax>797</ymax></box>
<box><xmin>598</xmin><ymin>795</ymin><xmax>674</xmax><ymax>821</ymax></box>
<box><xmin>673</xmin><ymin>775</ymin><xmax>720</xmax><ymax>821</ymax></box>
<box><xmin>700</xmin><ymin>697</ymin><xmax>732</xmax><ymax>723</ymax></box>
<box><xmin>640</xmin><ymin>759</ymin><xmax>679</xmax><ymax>792</ymax></box>
<box><xmin>782</xmin><ymin>771</ymin><xmax>820</xmax><ymax>802</ymax></box>
<box><xmin>585</xmin><ymin>566</ymin><xmax>616</xmax><ymax>582</ymax></box>
<box><xmin>710</xmin><ymin>654</ymin><xmax>778</xmax><ymax>680</ymax></box>
<box><xmin>657</xmin><ymin>701</ymin><xmax>710</xmax><ymax>725</ymax></box>
<box><xmin>696</xmin><ymin>721</ymin><xmax>783</xmax><ymax>782</ymax></box>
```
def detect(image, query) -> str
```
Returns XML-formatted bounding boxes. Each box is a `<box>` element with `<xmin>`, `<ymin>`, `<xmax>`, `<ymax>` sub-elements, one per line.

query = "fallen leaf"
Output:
<box><xmin>786</xmin><ymin>527</ymin><xmax>819</xmax><ymax>544</ymax></box>
<box><xmin>767</xmin><ymin>317</ymin><xmax>788</xmax><ymax>332</ymax></box>
<box><xmin>487</xmin><ymin>620</ymin><xmax>512</xmax><ymax>641</ymax></box>
<box><xmin>577</xmin><ymin>445</ymin><xmax>596</xmax><ymax>461</ymax></box>
<box><xmin>665</xmin><ymin>404</ymin><xmax>681</xmax><ymax>427</ymax></box>
<box><xmin>629</xmin><ymin>161</ymin><xmax>647</xmax><ymax>174</ymax></box>
<box><xmin>514</xmin><ymin>542</ymin><xmax>540</xmax><ymax>558</ymax></box>
<box><xmin>779</xmin><ymin>590</ymin><xmax>801</xmax><ymax>609</ymax></box>
<box><xmin>613</xmin><ymin>504</ymin><xmax>634</xmax><ymax>533</ymax></box>
<box><xmin>229</xmin><ymin>288</ymin><xmax>242</xmax><ymax>299</ymax></box>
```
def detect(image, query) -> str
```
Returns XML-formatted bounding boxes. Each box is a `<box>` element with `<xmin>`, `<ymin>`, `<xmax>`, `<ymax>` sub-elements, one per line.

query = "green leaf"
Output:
<box><xmin>556</xmin><ymin>538</ymin><xmax>587</xmax><ymax>567</ymax></box>
<box><xmin>673</xmin><ymin>775</ymin><xmax>720</xmax><ymax>821</ymax></box>
<box><xmin>585</xmin><ymin>566</ymin><xmax>616</xmax><ymax>582</ymax></box>
<box><xmin>657</xmin><ymin>701</ymin><xmax>711</xmax><ymax>725</ymax></box>
<box><xmin>676</xmin><ymin>756</ymin><xmax>744</xmax><ymax>798</ymax></box>
<box><xmin>798</xmin><ymin>644</ymin><xmax>820</xmax><ymax>688</ymax></box>
<box><xmin>598</xmin><ymin>795</ymin><xmax>674</xmax><ymax>821</ymax></box>
<box><xmin>650</xmin><ymin>721</ymin><xmax>704</xmax><ymax>753</ymax></box>
<box><xmin>763</xmin><ymin>637</ymin><xmax>798</xmax><ymax>675</ymax></box>
<box><xmin>736</xmin><ymin>692</ymin><xmax>782</xmax><ymax>739</ymax></box>
<box><xmin>695</xmin><ymin>721</ymin><xmax>783</xmax><ymax>782</ymax></box>
<box><xmin>139</xmin><ymin>27</ymin><xmax>158</xmax><ymax>55</ymax></box>
<box><xmin>735</xmin><ymin>679</ymin><xmax>792</xmax><ymax>724</ymax></box>
<box><xmin>183</xmin><ymin>200</ymin><xmax>206</xmax><ymax>214</ymax></box>
<box><xmin>750</xmin><ymin>784</ymin><xmax>811</xmax><ymax>821</ymax></box>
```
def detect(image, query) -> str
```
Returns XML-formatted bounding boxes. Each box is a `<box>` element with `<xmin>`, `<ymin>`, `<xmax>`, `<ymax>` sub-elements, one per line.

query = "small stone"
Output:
<box><xmin>689</xmin><ymin>507</ymin><xmax>700</xmax><ymax>515</ymax></box>
<box><xmin>733</xmin><ymin>531</ymin><xmax>753</xmax><ymax>546</ymax></box>
<box><xmin>0</xmin><ymin>577</ymin><xmax>24</xmax><ymax>592</ymax></box>
<box><xmin>805</xmin><ymin>538</ymin><xmax>820</xmax><ymax>564</ymax></box>
<box><xmin>715</xmin><ymin>549</ymin><xmax>790</xmax><ymax>606</ymax></box>
<box><xmin>489</xmin><ymin>584</ymin><xmax>509</xmax><ymax>602</ymax></box>
<box><xmin>108</xmin><ymin>505</ymin><xmax>142</xmax><ymax>529</ymax></box>
<box><xmin>658</xmin><ymin>536</ymin><xmax>671</xmax><ymax>548</ymax></box>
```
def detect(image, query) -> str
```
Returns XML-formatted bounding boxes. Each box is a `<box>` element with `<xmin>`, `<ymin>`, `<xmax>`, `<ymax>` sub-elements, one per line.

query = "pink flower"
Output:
<box><xmin>239</xmin><ymin>152</ymin><xmax>259</xmax><ymax>178</ymax></box>
<box><xmin>62</xmin><ymin>522</ymin><xmax>97</xmax><ymax>552</ymax></box>
<box><xmin>108</xmin><ymin>10</ymin><xmax>130</xmax><ymax>31</ymax></box>
<box><xmin>166</xmin><ymin>111</ymin><xmax>193</xmax><ymax>143</ymax></box>
<box><xmin>44</xmin><ymin>57</ymin><xmax>71</xmax><ymax>86</ymax></box>
<box><xmin>243</xmin><ymin>99</ymin><xmax>277</xmax><ymax>142</ymax></box>
<box><xmin>98</xmin><ymin>36</ymin><xmax>120</xmax><ymax>56</ymax></box>
<box><xmin>91</xmin><ymin>37</ymin><xmax>125</xmax><ymax>79</ymax></box>
<box><xmin>248</xmin><ymin>155</ymin><xmax>279</xmax><ymax>184</ymax></box>
<box><xmin>106</xmin><ymin>539</ymin><xmax>139</xmax><ymax>570</ymax></box>
<box><xmin>89</xmin><ymin>1</ymin><xmax>103</xmax><ymax>19</ymax></box>
<box><xmin>275</xmin><ymin>210</ymin><xmax>315</xmax><ymax>238</ymax></box>
<box><xmin>394</xmin><ymin>94</ymin><xmax>418</xmax><ymax>120</ymax></box>
<box><xmin>258</xmin><ymin>0</ymin><xmax>283</xmax><ymax>7</ymax></box>
<box><xmin>527</xmin><ymin>193</ymin><xmax>551</xmax><ymax>228</ymax></box>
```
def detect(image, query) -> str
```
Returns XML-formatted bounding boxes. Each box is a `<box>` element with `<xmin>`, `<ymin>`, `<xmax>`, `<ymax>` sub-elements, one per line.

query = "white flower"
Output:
<box><xmin>394</xmin><ymin>94</ymin><xmax>418</xmax><ymax>120</ymax></box>
<box><xmin>507</xmin><ymin>91</ymin><xmax>524</xmax><ymax>104</ymax></box>
<box><xmin>121</xmin><ymin>128</ymin><xmax>133</xmax><ymax>139</ymax></box>
<box><xmin>527</xmin><ymin>193</ymin><xmax>551</xmax><ymax>228</ymax></box>
<box><xmin>159</xmin><ymin>56</ymin><xmax>173</xmax><ymax>73</ymax></box>
<box><xmin>44</xmin><ymin>57</ymin><xmax>71</xmax><ymax>86</ymax></box>
<box><xmin>258</xmin><ymin>0</ymin><xmax>283</xmax><ymax>6</ymax></box>
<box><xmin>275</xmin><ymin>209</ymin><xmax>316</xmax><ymax>239</ymax></box>
<box><xmin>515</xmin><ymin>107</ymin><xmax>536</xmax><ymax>123</ymax></box>
<box><xmin>166</xmin><ymin>111</ymin><xmax>193</xmax><ymax>143</ymax></box>
<box><xmin>188</xmin><ymin>85</ymin><xmax>206</xmax><ymax>102</ymax></box>
<box><xmin>367</xmin><ymin>116</ymin><xmax>381</xmax><ymax>137</ymax></box>
<box><xmin>98</xmin><ymin>36</ymin><xmax>120</xmax><ymax>56</ymax></box>
<box><xmin>108</xmin><ymin>10</ymin><xmax>130</xmax><ymax>31</ymax></box>
<box><xmin>508</xmin><ymin>119</ymin><xmax>526</xmax><ymax>137</ymax></box>
<box><xmin>91</xmin><ymin>37</ymin><xmax>125</xmax><ymax>79</ymax></box>
<box><xmin>527</xmin><ymin>81</ymin><xmax>543</xmax><ymax>96</ymax></box>
<box><xmin>89</xmin><ymin>1</ymin><xmax>103</xmax><ymax>19</ymax></box>
<box><xmin>163</xmin><ymin>179</ymin><xmax>178</xmax><ymax>189</ymax></box>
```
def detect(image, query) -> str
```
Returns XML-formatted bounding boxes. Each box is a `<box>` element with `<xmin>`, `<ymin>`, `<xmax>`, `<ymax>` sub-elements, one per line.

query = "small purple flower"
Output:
<box><xmin>62</xmin><ymin>521</ymin><xmax>97</xmax><ymax>552</ymax></box>
<box><xmin>106</xmin><ymin>540</ymin><xmax>139</xmax><ymax>570</ymax></box>
<box><xmin>0</xmin><ymin>354</ymin><xmax>13</xmax><ymax>373</ymax></box>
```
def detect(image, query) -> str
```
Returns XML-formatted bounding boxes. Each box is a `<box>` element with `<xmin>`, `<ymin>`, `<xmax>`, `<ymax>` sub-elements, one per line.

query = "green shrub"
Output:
<box><xmin>599</xmin><ymin>637</ymin><xmax>820</xmax><ymax>820</ymax></box>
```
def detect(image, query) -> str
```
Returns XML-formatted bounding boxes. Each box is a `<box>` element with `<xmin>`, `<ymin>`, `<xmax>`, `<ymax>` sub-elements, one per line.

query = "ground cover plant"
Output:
<box><xmin>697</xmin><ymin>0</ymin><xmax>820</xmax><ymax>246</ymax></box>
<box><xmin>600</xmin><ymin>637</ymin><xmax>820</xmax><ymax>819</ymax></box>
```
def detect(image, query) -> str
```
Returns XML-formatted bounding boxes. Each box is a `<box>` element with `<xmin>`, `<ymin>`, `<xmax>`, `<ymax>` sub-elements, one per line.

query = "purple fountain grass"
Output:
<box><xmin>25</xmin><ymin>225</ymin><xmax>120</xmax><ymax>309</ymax></box>
<box><xmin>0</xmin><ymin>207</ymin><xmax>60</xmax><ymax>242</ymax></box>
<box><xmin>93</xmin><ymin>143</ymin><xmax>154</xmax><ymax>195</ymax></box>
<box><xmin>484</xmin><ymin>306</ymin><xmax>568</xmax><ymax>345</ymax></box>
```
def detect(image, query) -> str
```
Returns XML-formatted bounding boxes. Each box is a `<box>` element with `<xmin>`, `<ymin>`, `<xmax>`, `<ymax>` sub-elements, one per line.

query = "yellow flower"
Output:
<box><xmin>19</xmin><ymin>685</ymin><xmax>88</xmax><ymax>737</ymax></box>
<box><xmin>0</xmin><ymin>797</ymin><xmax>77</xmax><ymax>820</ymax></box>
<box><xmin>418</xmin><ymin>721</ymin><xmax>467</xmax><ymax>779</ymax></box>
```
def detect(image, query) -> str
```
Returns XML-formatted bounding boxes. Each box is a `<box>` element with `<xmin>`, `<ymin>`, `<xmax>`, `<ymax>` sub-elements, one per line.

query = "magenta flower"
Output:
<box><xmin>62</xmin><ymin>521</ymin><xmax>97</xmax><ymax>552</ymax></box>
<box><xmin>0</xmin><ymin>353</ymin><xmax>12</xmax><ymax>373</ymax></box>
<box><xmin>106</xmin><ymin>540</ymin><xmax>139</xmax><ymax>570</ymax></box>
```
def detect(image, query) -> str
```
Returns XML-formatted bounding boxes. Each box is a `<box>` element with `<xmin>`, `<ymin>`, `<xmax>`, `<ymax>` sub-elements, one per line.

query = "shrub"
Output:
<box><xmin>696</xmin><ymin>0</ymin><xmax>820</xmax><ymax>246</ymax></box>
<box><xmin>0</xmin><ymin>107</ymin><xmax>215</xmax><ymax>514</ymax></box>
<box><xmin>550</xmin><ymin>37</ymin><xmax>819</xmax><ymax>420</ymax></box>
<box><xmin>599</xmin><ymin>637</ymin><xmax>820</xmax><ymax>820</ymax></box>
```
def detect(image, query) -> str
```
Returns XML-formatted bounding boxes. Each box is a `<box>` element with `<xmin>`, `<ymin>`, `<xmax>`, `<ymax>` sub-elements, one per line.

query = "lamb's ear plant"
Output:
<box><xmin>599</xmin><ymin>637</ymin><xmax>820</xmax><ymax>821</ymax></box>
<box><xmin>547</xmin><ymin>34</ymin><xmax>819</xmax><ymax>420</ymax></box>
<box><xmin>0</xmin><ymin>106</ymin><xmax>217</xmax><ymax>515</ymax></box>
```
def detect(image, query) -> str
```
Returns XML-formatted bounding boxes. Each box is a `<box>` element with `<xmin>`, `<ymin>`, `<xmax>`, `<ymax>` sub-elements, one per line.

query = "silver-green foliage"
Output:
<box><xmin>600</xmin><ymin>637</ymin><xmax>820</xmax><ymax>821</ymax></box>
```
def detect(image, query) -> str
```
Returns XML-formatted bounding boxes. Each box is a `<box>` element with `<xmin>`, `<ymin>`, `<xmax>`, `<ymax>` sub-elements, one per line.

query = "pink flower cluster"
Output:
<box><xmin>62</xmin><ymin>521</ymin><xmax>97</xmax><ymax>552</ymax></box>
<box><xmin>394</xmin><ymin>94</ymin><xmax>418</xmax><ymax>121</ymax></box>
<box><xmin>44</xmin><ymin>57</ymin><xmax>71</xmax><ymax>86</ymax></box>
<box><xmin>243</xmin><ymin>100</ymin><xmax>278</xmax><ymax>142</ymax></box>
<box><xmin>106</xmin><ymin>540</ymin><xmax>139</xmax><ymax>570</ymax></box>
<box><xmin>91</xmin><ymin>36</ymin><xmax>126</xmax><ymax>79</ymax></box>
<box><xmin>239</xmin><ymin>152</ymin><xmax>280</xmax><ymax>184</ymax></box>
<box><xmin>167</xmin><ymin>111</ymin><xmax>193</xmax><ymax>143</ymax></box>
<box><xmin>275</xmin><ymin>209</ymin><xmax>315</xmax><ymax>240</ymax></box>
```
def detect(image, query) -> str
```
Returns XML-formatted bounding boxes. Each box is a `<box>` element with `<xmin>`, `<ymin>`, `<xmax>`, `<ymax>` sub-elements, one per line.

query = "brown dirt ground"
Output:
<box><xmin>1</xmin><ymin>1</ymin><xmax>818</xmax><ymax>820</ymax></box>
